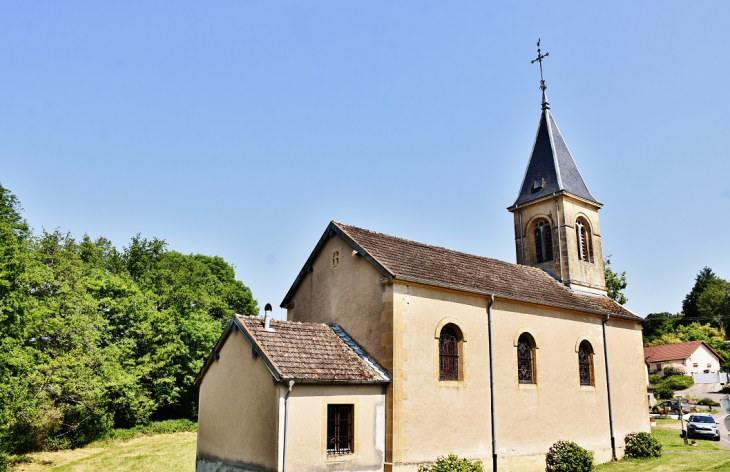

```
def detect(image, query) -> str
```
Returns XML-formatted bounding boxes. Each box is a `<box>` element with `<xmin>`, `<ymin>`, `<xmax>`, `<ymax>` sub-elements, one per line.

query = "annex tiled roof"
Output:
<box><xmin>282</xmin><ymin>221</ymin><xmax>639</xmax><ymax>321</ymax></box>
<box><xmin>512</xmin><ymin>104</ymin><xmax>600</xmax><ymax>207</ymax></box>
<box><xmin>236</xmin><ymin>315</ymin><xmax>390</xmax><ymax>382</ymax></box>
<box><xmin>644</xmin><ymin>341</ymin><xmax>723</xmax><ymax>363</ymax></box>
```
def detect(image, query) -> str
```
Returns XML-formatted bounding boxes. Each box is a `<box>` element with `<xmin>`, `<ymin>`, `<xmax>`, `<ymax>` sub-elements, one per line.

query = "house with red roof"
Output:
<box><xmin>644</xmin><ymin>341</ymin><xmax>723</xmax><ymax>376</ymax></box>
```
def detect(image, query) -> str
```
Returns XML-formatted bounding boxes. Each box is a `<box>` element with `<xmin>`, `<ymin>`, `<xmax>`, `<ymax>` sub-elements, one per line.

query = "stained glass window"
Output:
<box><xmin>439</xmin><ymin>326</ymin><xmax>459</xmax><ymax>381</ymax></box>
<box><xmin>518</xmin><ymin>334</ymin><xmax>535</xmax><ymax>384</ymax></box>
<box><xmin>579</xmin><ymin>341</ymin><xmax>593</xmax><ymax>386</ymax></box>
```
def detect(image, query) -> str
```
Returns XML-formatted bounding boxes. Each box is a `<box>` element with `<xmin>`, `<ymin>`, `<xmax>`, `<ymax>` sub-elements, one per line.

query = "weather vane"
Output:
<box><xmin>531</xmin><ymin>39</ymin><xmax>549</xmax><ymax>108</ymax></box>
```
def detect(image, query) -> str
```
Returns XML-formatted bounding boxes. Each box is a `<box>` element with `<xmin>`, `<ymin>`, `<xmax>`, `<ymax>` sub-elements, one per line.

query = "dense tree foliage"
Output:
<box><xmin>0</xmin><ymin>183</ymin><xmax>257</xmax><ymax>455</ymax></box>
<box><xmin>682</xmin><ymin>267</ymin><xmax>718</xmax><ymax>322</ymax></box>
<box><xmin>604</xmin><ymin>255</ymin><xmax>628</xmax><ymax>305</ymax></box>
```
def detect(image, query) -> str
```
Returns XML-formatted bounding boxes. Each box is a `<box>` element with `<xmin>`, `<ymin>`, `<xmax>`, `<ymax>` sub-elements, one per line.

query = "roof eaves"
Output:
<box><xmin>193</xmin><ymin>318</ymin><xmax>237</xmax><ymax>386</ymax></box>
<box><xmin>280</xmin><ymin>221</ymin><xmax>394</xmax><ymax>308</ymax></box>
<box><xmin>392</xmin><ymin>275</ymin><xmax>641</xmax><ymax>322</ymax></box>
<box><xmin>283</xmin><ymin>378</ymin><xmax>391</xmax><ymax>385</ymax></box>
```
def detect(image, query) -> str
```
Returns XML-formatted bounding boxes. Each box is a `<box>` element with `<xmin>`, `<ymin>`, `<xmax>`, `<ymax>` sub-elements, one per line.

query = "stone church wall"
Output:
<box><xmin>286</xmin><ymin>234</ymin><xmax>389</xmax><ymax>368</ymax></box>
<box><xmin>387</xmin><ymin>283</ymin><xmax>647</xmax><ymax>471</ymax></box>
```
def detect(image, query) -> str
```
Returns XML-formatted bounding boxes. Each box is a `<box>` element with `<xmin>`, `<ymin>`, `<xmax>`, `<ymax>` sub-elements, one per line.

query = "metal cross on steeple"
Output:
<box><xmin>531</xmin><ymin>39</ymin><xmax>550</xmax><ymax>109</ymax></box>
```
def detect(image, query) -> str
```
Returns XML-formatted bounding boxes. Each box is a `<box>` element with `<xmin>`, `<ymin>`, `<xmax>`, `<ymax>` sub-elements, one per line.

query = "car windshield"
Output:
<box><xmin>690</xmin><ymin>416</ymin><xmax>714</xmax><ymax>423</ymax></box>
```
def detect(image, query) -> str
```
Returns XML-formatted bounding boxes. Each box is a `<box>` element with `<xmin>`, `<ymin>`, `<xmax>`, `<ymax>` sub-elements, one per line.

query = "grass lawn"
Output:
<box><xmin>11</xmin><ymin>432</ymin><xmax>196</xmax><ymax>471</ymax></box>
<box><xmin>595</xmin><ymin>425</ymin><xmax>730</xmax><ymax>471</ymax></box>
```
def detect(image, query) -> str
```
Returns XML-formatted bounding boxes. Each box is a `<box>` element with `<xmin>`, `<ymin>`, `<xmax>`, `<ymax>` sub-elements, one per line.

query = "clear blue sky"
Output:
<box><xmin>2</xmin><ymin>2</ymin><xmax>728</xmax><ymax>319</ymax></box>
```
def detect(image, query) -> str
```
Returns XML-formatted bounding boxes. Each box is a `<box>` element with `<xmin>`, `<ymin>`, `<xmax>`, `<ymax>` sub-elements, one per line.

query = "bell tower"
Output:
<box><xmin>507</xmin><ymin>40</ymin><xmax>606</xmax><ymax>295</ymax></box>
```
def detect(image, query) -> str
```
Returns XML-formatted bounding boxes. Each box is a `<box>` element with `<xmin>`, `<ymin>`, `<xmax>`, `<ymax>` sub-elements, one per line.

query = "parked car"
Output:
<box><xmin>686</xmin><ymin>414</ymin><xmax>721</xmax><ymax>441</ymax></box>
<box><xmin>652</xmin><ymin>400</ymin><xmax>690</xmax><ymax>415</ymax></box>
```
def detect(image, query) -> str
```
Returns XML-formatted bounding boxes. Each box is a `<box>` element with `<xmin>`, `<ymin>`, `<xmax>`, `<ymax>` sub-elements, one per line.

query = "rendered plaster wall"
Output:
<box><xmin>280</xmin><ymin>383</ymin><xmax>386</xmax><ymax>472</ymax></box>
<box><xmin>512</xmin><ymin>195</ymin><xmax>606</xmax><ymax>295</ymax></box>
<box><xmin>287</xmin><ymin>234</ymin><xmax>388</xmax><ymax>367</ymax></box>
<box><xmin>388</xmin><ymin>283</ymin><xmax>648</xmax><ymax>471</ymax></box>
<box><xmin>196</xmin><ymin>328</ymin><xmax>279</xmax><ymax>472</ymax></box>
<box><xmin>687</xmin><ymin>345</ymin><xmax>722</xmax><ymax>374</ymax></box>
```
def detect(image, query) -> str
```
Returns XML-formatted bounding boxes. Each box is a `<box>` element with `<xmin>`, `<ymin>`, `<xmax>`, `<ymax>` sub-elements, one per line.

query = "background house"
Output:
<box><xmin>644</xmin><ymin>341</ymin><xmax>723</xmax><ymax>376</ymax></box>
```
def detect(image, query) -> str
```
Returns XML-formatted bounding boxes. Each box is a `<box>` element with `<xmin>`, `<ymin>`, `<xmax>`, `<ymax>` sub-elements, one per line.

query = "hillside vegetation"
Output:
<box><xmin>0</xmin><ymin>183</ymin><xmax>256</xmax><ymax>461</ymax></box>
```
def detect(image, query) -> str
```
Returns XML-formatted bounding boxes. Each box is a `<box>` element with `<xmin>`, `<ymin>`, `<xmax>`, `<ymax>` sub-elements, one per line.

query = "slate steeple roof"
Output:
<box><xmin>513</xmin><ymin>95</ymin><xmax>600</xmax><ymax>207</ymax></box>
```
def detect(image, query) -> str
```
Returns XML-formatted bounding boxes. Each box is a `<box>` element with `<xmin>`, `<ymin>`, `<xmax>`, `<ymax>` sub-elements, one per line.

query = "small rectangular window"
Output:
<box><xmin>708</xmin><ymin>363</ymin><xmax>712</xmax><ymax>368</ymax></box>
<box><xmin>694</xmin><ymin>363</ymin><xmax>698</xmax><ymax>368</ymax></box>
<box><xmin>327</xmin><ymin>404</ymin><xmax>353</xmax><ymax>455</ymax></box>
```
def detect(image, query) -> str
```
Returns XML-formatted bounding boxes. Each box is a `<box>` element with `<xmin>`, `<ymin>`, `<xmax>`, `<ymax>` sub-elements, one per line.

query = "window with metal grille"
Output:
<box><xmin>517</xmin><ymin>333</ymin><xmax>536</xmax><ymax>384</ymax></box>
<box><xmin>578</xmin><ymin>341</ymin><xmax>594</xmax><ymax>386</ymax></box>
<box><xmin>439</xmin><ymin>325</ymin><xmax>459</xmax><ymax>381</ymax></box>
<box><xmin>575</xmin><ymin>218</ymin><xmax>593</xmax><ymax>263</ymax></box>
<box><xmin>533</xmin><ymin>220</ymin><xmax>553</xmax><ymax>263</ymax></box>
<box><xmin>326</xmin><ymin>404</ymin><xmax>353</xmax><ymax>455</ymax></box>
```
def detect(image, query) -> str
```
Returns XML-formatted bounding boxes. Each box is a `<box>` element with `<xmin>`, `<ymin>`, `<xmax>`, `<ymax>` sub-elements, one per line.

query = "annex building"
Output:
<box><xmin>194</xmin><ymin>89</ymin><xmax>649</xmax><ymax>472</ymax></box>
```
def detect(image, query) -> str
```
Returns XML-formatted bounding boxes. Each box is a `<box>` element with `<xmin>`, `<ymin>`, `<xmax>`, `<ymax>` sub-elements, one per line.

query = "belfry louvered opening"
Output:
<box><xmin>575</xmin><ymin>218</ymin><xmax>593</xmax><ymax>263</ymax></box>
<box><xmin>533</xmin><ymin>219</ymin><xmax>553</xmax><ymax>263</ymax></box>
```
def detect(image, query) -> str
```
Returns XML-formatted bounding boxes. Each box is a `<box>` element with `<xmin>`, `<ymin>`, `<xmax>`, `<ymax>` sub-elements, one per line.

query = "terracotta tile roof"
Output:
<box><xmin>644</xmin><ymin>341</ymin><xmax>723</xmax><ymax>363</ymax></box>
<box><xmin>323</xmin><ymin>221</ymin><xmax>639</xmax><ymax>320</ymax></box>
<box><xmin>236</xmin><ymin>315</ymin><xmax>390</xmax><ymax>382</ymax></box>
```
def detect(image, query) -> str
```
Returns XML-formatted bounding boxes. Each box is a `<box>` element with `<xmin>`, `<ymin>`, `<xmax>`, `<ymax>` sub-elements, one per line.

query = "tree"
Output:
<box><xmin>604</xmin><ymin>255</ymin><xmax>628</xmax><ymax>305</ymax></box>
<box><xmin>643</xmin><ymin>312</ymin><xmax>683</xmax><ymax>342</ymax></box>
<box><xmin>696</xmin><ymin>279</ymin><xmax>730</xmax><ymax>331</ymax></box>
<box><xmin>0</xmin><ymin>183</ymin><xmax>29</xmax><ymax>239</ymax></box>
<box><xmin>682</xmin><ymin>267</ymin><xmax>718</xmax><ymax>321</ymax></box>
<box><xmin>0</xmin><ymin>183</ymin><xmax>259</xmax><ymax>454</ymax></box>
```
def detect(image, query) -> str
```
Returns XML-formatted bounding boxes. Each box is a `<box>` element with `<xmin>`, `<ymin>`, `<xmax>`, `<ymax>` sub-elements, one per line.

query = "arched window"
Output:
<box><xmin>517</xmin><ymin>333</ymin><xmax>536</xmax><ymax>384</ymax></box>
<box><xmin>533</xmin><ymin>219</ymin><xmax>553</xmax><ymax>263</ymax></box>
<box><xmin>575</xmin><ymin>218</ymin><xmax>593</xmax><ymax>263</ymax></box>
<box><xmin>439</xmin><ymin>325</ymin><xmax>460</xmax><ymax>381</ymax></box>
<box><xmin>578</xmin><ymin>341</ymin><xmax>594</xmax><ymax>386</ymax></box>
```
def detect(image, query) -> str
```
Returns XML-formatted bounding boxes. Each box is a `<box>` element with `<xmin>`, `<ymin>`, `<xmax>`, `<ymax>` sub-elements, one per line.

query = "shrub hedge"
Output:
<box><xmin>545</xmin><ymin>440</ymin><xmax>594</xmax><ymax>472</ymax></box>
<box><xmin>624</xmin><ymin>432</ymin><xmax>662</xmax><ymax>459</ymax></box>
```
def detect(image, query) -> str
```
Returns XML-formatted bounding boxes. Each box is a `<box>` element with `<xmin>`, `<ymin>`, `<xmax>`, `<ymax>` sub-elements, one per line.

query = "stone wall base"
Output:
<box><xmin>388</xmin><ymin>447</ymin><xmax>623</xmax><ymax>472</ymax></box>
<box><xmin>196</xmin><ymin>457</ymin><xmax>274</xmax><ymax>472</ymax></box>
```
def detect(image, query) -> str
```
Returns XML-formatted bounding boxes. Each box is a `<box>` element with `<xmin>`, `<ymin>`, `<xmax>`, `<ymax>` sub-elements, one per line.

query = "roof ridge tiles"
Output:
<box><xmin>335</xmin><ymin>220</ymin><xmax>546</xmax><ymax>269</ymax></box>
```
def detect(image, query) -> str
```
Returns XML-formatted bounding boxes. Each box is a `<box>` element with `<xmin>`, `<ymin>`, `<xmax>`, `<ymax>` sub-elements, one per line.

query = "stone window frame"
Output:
<box><xmin>332</xmin><ymin>248</ymin><xmax>341</xmax><ymax>269</ymax></box>
<box><xmin>434</xmin><ymin>318</ymin><xmax>467</xmax><ymax>384</ymax></box>
<box><xmin>326</xmin><ymin>404</ymin><xmax>354</xmax><ymax>456</ymax></box>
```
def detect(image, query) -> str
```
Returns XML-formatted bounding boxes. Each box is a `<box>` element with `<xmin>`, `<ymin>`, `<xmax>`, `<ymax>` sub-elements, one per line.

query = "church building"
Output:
<box><xmin>194</xmin><ymin>64</ymin><xmax>649</xmax><ymax>472</ymax></box>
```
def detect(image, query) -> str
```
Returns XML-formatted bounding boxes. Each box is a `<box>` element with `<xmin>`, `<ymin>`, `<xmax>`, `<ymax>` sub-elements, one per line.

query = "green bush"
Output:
<box><xmin>662</xmin><ymin>366</ymin><xmax>685</xmax><ymax>377</ymax></box>
<box><xmin>545</xmin><ymin>440</ymin><xmax>594</xmax><ymax>472</ymax></box>
<box><xmin>654</xmin><ymin>384</ymin><xmax>675</xmax><ymax>400</ymax></box>
<box><xmin>0</xmin><ymin>452</ymin><xmax>8</xmax><ymax>472</ymax></box>
<box><xmin>697</xmin><ymin>398</ymin><xmax>720</xmax><ymax>406</ymax></box>
<box><xmin>648</xmin><ymin>374</ymin><xmax>663</xmax><ymax>385</ymax></box>
<box><xmin>624</xmin><ymin>432</ymin><xmax>662</xmax><ymax>459</ymax></box>
<box><xmin>663</xmin><ymin>375</ymin><xmax>693</xmax><ymax>390</ymax></box>
<box><xmin>418</xmin><ymin>453</ymin><xmax>484</xmax><ymax>472</ymax></box>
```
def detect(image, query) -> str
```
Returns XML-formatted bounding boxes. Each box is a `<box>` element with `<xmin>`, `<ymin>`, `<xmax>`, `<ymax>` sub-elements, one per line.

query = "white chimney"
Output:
<box><xmin>264</xmin><ymin>303</ymin><xmax>274</xmax><ymax>332</ymax></box>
